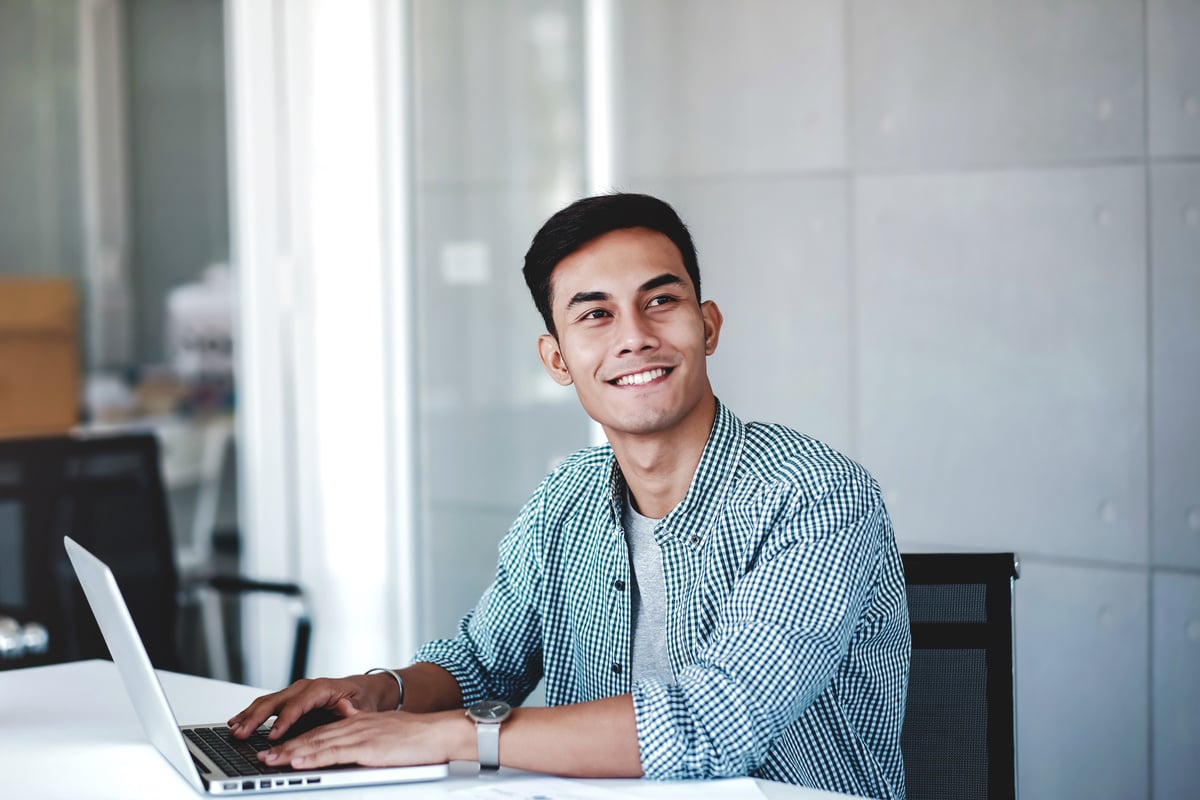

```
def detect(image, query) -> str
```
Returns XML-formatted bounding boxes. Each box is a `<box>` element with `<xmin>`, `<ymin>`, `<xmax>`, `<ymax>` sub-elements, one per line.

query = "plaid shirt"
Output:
<box><xmin>415</xmin><ymin>400</ymin><xmax>909</xmax><ymax>799</ymax></box>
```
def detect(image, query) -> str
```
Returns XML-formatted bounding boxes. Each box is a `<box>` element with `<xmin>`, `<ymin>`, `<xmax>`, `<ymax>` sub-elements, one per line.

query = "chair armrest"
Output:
<box><xmin>206</xmin><ymin>575</ymin><xmax>307</xmax><ymax>599</ymax></box>
<box><xmin>183</xmin><ymin>575</ymin><xmax>312</xmax><ymax>684</ymax></box>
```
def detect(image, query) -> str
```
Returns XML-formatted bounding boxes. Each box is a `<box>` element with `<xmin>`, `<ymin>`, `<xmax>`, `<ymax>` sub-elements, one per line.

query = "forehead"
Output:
<box><xmin>549</xmin><ymin>227</ymin><xmax>689</xmax><ymax>304</ymax></box>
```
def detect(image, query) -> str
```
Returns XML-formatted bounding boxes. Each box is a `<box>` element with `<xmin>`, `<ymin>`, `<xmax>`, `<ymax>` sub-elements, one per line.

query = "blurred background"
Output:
<box><xmin>0</xmin><ymin>1</ymin><xmax>1197</xmax><ymax>799</ymax></box>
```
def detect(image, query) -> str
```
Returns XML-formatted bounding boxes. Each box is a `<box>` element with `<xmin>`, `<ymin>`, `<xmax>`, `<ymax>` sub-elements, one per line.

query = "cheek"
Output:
<box><xmin>560</xmin><ymin>337</ymin><xmax>602</xmax><ymax>368</ymax></box>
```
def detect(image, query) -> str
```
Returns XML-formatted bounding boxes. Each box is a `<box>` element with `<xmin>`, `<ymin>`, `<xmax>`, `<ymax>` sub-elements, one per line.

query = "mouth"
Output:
<box><xmin>609</xmin><ymin>367</ymin><xmax>672</xmax><ymax>387</ymax></box>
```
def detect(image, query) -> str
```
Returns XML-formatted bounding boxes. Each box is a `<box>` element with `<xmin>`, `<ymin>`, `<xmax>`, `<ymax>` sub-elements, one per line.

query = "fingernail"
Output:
<box><xmin>293</xmin><ymin>757</ymin><xmax>306</xmax><ymax>767</ymax></box>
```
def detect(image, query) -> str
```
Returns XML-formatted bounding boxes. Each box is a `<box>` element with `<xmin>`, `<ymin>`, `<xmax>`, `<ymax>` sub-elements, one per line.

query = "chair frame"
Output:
<box><xmin>0</xmin><ymin>432</ymin><xmax>310</xmax><ymax>682</ymax></box>
<box><xmin>901</xmin><ymin>551</ymin><xmax>1020</xmax><ymax>800</ymax></box>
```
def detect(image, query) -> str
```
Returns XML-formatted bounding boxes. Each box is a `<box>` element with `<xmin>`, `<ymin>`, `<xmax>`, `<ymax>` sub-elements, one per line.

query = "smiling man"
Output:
<box><xmin>229</xmin><ymin>193</ymin><xmax>911</xmax><ymax>799</ymax></box>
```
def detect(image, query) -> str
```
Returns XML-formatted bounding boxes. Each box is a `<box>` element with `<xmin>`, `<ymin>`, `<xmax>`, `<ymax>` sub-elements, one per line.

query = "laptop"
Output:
<box><xmin>64</xmin><ymin>536</ymin><xmax>449</xmax><ymax>794</ymax></box>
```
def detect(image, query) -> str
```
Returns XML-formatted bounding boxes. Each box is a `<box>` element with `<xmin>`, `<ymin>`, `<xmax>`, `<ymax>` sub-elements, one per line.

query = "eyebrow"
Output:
<box><xmin>564</xmin><ymin>272</ymin><xmax>686</xmax><ymax>310</ymax></box>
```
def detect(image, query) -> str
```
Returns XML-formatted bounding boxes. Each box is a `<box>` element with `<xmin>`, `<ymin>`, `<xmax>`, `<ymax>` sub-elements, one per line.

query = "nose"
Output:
<box><xmin>614</xmin><ymin>311</ymin><xmax>659</xmax><ymax>356</ymax></box>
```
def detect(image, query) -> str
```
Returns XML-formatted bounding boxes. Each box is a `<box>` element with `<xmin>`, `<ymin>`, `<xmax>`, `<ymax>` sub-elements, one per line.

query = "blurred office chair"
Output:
<box><xmin>901</xmin><ymin>552</ymin><xmax>1020</xmax><ymax>800</ymax></box>
<box><xmin>0</xmin><ymin>432</ymin><xmax>310</xmax><ymax>682</ymax></box>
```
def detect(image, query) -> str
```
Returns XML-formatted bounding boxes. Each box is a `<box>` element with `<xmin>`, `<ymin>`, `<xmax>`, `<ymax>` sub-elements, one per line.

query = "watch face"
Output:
<box><xmin>470</xmin><ymin>700</ymin><xmax>512</xmax><ymax>721</ymax></box>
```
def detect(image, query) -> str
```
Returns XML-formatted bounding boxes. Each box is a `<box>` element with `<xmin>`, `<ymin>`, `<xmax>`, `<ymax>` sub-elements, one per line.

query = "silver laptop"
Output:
<box><xmin>64</xmin><ymin>536</ymin><xmax>449</xmax><ymax>795</ymax></box>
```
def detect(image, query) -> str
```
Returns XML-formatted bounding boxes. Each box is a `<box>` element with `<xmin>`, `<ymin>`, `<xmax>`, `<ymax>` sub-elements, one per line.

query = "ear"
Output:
<box><xmin>538</xmin><ymin>333</ymin><xmax>574</xmax><ymax>386</ymax></box>
<box><xmin>700</xmin><ymin>300</ymin><xmax>723</xmax><ymax>355</ymax></box>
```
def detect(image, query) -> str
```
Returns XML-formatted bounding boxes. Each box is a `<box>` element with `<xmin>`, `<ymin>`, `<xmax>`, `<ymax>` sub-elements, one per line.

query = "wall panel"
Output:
<box><xmin>1148</xmin><ymin>0</ymin><xmax>1200</xmax><ymax>156</ymax></box>
<box><xmin>1016</xmin><ymin>559</ymin><xmax>1149</xmax><ymax>800</ymax></box>
<box><xmin>1150</xmin><ymin>164</ymin><xmax>1200</xmax><ymax>569</ymax></box>
<box><xmin>1152</xmin><ymin>571</ymin><xmax>1200</xmax><ymax>800</ymax></box>
<box><xmin>853</xmin><ymin>0</ymin><xmax>1145</xmax><ymax>169</ymax></box>
<box><xmin>612</xmin><ymin>0</ymin><xmax>845</xmax><ymax>180</ymax></box>
<box><xmin>856</xmin><ymin>167</ymin><xmax>1148</xmax><ymax>561</ymax></box>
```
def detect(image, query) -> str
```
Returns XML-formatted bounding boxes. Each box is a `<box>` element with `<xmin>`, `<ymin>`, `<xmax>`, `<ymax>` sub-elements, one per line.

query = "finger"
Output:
<box><xmin>284</xmin><ymin>744</ymin><xmax>352</xmax><ymax>771</ymax></box>
<box><xmin>267</xmin><ymin>681</ymin><xmax>347</xmax><ymax>740</ymax></box>
<box><xmin>228</xmin><ymin>684</ymin><xmax>305</xmax><ymax>737</ymax></box>
<box><xmin>261</xmin><ymin>722</ymin><xmax>367</xmax><ymax>769</ymax></box>
<box><xmin>334</xmin><ymin>697</ymin><xmax>361</xmax><ymax>718</ymax></box>
<box><xmin>266</xmin><ymin>698</ymin><xmax>320</xmax><ymax>741</ymax></box>
<box><xmin>228</xmin><ymin>693</ymin><xmax>271</xmax><ymax>729</ymax></box>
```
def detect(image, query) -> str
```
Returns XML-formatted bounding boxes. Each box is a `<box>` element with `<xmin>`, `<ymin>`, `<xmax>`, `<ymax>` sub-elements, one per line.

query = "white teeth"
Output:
<box><xmin>615</xmin><ymin>368</ymin><xmax>667</xmax><ymax>386</ymax></box>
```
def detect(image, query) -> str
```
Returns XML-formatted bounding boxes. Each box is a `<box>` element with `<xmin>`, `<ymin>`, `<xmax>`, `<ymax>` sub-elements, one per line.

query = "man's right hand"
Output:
<box><xmin>227</xmin><ymin>674</ymin><xmax>395</xmax><ymax>741</ymax></box>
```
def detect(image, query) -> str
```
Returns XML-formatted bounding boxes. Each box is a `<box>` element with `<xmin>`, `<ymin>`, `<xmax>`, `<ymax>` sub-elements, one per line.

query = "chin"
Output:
<box><xmin>601</xmin><ymin>407</ymin><xmax>685</xmax><ymax>438</ymax></box>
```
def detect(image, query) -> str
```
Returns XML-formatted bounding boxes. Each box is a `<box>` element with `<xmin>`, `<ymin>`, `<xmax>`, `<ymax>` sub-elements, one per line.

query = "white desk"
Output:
<box><xmin>0</xmin><ymin>661</ymin><xmax>861</xmax><ymax>800</ymax></box>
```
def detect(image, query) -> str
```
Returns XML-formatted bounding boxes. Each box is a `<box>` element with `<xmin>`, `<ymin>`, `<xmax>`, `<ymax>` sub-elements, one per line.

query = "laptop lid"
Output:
<box><xmin>63</xmin><ymin>536</ymin><xmax>449</xmax><ymax>794</ymax></box>
<box><xmin>64</xmin><ymin>535</ymin><xmax>208</xmax><ymax>791</ymax></box>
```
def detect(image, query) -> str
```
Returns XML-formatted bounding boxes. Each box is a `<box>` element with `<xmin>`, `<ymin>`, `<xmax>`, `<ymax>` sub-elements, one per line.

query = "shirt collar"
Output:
<box><xmin>605</xmin><ymin>397</ymin><xmax>745</xmax><ymax>545</ymax></box>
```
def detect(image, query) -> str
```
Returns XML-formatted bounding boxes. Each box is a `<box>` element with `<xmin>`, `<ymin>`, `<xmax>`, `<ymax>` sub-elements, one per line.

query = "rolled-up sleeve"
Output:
<box><xmin>634</xmin><ymin>478</ymin><xmax>887</xmax><ymax>779</ymax></box>
<box><xmin>412</xmin><ymin>484</ymin><xmax>547</xmax><ymax>707</ymax></box>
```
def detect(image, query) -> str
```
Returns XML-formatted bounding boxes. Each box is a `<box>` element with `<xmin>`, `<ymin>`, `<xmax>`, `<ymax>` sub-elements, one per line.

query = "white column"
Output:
<box><xmin>376</xmin><ymin>0</ymin><xmax>421</xmax><ymax>663</ymax></box>
<box><xmin>584</xmin><ymin>0</ymin><xmax>614</xmax><ymax>448</ymax></box>
<box><xmin>584</xmin><ymin>0</ymin><xmax>614</xmax><ymax>198</ymax></box>
<box><xmin>225</xmin><ymin>0</ymin><xmax>415</xmax><ymax>687</ymax></box>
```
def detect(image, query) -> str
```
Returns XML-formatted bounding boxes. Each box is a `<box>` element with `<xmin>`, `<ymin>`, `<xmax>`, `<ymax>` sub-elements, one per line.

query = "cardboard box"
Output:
<box><xmin>0</xmin><ymin>277</ymin><xmax>80</xmax><ymax>437</ymax></box>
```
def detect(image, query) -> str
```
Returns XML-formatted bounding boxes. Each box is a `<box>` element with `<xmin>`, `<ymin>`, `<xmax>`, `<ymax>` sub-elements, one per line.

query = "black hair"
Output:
<box><xmin>522</xmin><ymin>192</ymin><xmax>701</xmax><ymax>337</ymax></box>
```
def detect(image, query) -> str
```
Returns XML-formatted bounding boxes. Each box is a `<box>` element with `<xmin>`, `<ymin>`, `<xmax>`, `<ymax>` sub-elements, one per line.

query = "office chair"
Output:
<box><xmin>0</xmin><ymin>432</ymin><xmax>310</xmax><ymax>682</ymax></box>
<box><xmin>900</xmin><ymin>552</ymin><xmax>1020</xmax><ymax>800</ymax></box>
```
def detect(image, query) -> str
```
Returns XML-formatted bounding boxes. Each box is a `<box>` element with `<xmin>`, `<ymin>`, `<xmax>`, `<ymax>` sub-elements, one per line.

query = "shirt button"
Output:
<box><xmin>614</xmin><ymin>580</ymin><xmax>625</xmax><ymax>591</ymax></box>
<box><xmin>689</xmin><ymin>534</ymin><xmax>701</xmax><ymax>545</ymax></box>
<box><xmin>611</xmin><ymin>663</ymin><xmax>623</xmax><ymax>674</ymax></box>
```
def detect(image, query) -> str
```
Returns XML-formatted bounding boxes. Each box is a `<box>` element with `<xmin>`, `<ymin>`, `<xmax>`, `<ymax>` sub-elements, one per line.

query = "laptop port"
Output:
<box><xmin>306</xmin><ymin>777</ymin><xmax>321</xmax><ymax>784</ymax></box>
<box><xmin>242</xmin><ymin>781</ymin><xmax>255</xmax><ymax>790</ymax></box>
<box><xmin>260</xmin><ymin>779</ymin><xmax>272</xmax><ymax>788</ymax></box>
<box><xmin>288</xmin><ymin>778</ymin><xmax>302</xmax><ymax>785</ymax></box>
<box><xmin>223</xmin><ymin>783</ymin><xmax>238</xmax><ymax>790</ymax></box>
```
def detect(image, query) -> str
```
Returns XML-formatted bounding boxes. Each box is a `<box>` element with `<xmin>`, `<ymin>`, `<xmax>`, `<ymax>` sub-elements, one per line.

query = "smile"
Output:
<box><xmin>611</xmin><ymin>367</ymin><xmax>671</xmax><ymax>386</ymax></box>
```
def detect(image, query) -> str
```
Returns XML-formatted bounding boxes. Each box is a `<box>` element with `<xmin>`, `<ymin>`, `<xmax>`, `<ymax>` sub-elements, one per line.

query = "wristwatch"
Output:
<box><xmin>466</xmin><ymin>699</ymin><xmax>512</xmax><ymax>772</ymax></box>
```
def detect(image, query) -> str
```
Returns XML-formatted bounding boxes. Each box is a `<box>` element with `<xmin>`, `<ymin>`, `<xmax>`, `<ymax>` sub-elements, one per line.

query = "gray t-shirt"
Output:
<box><xmin>622</xmin><ymin>491</ymin><xmax>673</xmax><ymax>684</ymax></box>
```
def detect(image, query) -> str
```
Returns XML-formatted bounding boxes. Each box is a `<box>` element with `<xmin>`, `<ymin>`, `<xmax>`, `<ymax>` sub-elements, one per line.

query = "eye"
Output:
<box><xmin>648</xmin><ymin>295</ymin><xmax>677</xmax><ymax>308</ymax></box>
<box><xmin>581</xmin><ymin>308</ymin><xmax>611</xmax><ymax>320</ymax></box>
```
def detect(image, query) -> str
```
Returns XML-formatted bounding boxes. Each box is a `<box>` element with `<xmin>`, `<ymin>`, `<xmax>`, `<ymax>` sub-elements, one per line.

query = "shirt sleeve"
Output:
<box><xmin>411</xmin><ymin>480</ymin><xmax>547</xmax><ymax>707</ymax></box>
<box><xmin>633</xmin><ymin>475</ymin><xmax>891</xmax><ymax>779</ymax></box>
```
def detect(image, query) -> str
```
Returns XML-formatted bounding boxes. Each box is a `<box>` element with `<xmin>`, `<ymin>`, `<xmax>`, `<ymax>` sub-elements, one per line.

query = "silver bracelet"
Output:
<box><xmin>365</xmin><ymin>667</ymin><xmax>405</xmax><ymax>710</ymax></box>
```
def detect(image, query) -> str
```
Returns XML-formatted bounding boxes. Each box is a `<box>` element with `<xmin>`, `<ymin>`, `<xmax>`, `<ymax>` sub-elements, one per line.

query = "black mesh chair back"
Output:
<box><xmin>0</xmin><ymin>434</ymin><xmax>182</xmax><ymax>670</ymax></box>
<box><xmin>901</xmin><ymin>552</ymin><xmax>1020</xmax><ymax>800</ymax></box>
<box><xmin>0</xmin><ymin>432</ymin><xmax>310</xmax><ymax>681</ymax></box>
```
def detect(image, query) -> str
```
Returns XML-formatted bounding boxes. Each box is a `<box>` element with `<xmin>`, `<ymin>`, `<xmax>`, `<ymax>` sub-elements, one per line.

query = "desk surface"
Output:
<box><xmin>0</xmin><ymin>661</ymin><xmax>861</xmax><ymax>800</ymax></box>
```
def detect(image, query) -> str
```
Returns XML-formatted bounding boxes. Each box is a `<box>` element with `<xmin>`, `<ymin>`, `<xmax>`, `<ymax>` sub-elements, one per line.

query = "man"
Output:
<box><xmin>230</xmin><ymin>193</ymin><xmax>910</xmax><ymax>799</ymax></box>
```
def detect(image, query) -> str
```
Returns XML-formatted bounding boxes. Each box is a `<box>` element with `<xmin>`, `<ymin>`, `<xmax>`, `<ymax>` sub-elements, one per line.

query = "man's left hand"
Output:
<box><xmin>259</xmin><ymin>709</ymin><xmax>470</xmax><ymax>770</ymax></box>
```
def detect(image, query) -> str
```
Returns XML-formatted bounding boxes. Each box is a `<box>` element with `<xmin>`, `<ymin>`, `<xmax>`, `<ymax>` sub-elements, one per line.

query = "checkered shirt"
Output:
<box><xmin>414</xmin><ymin>399</ymin><xmax>910</xmax><ymax>799</ymax></box>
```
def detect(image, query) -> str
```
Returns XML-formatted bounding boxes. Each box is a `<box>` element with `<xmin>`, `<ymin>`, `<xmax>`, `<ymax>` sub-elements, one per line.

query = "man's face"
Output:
<box><xmin>537</xmin><ymin>227</ymin><xmax>722</xmax><ymax>441</ymax></box>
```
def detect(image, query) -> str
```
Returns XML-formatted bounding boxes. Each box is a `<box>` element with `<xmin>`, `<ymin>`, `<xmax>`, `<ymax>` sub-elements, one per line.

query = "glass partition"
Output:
<box><xmin>409</xmin><ymin>0</ymin><xmax>592</xmax><ymax>642</ymax></box>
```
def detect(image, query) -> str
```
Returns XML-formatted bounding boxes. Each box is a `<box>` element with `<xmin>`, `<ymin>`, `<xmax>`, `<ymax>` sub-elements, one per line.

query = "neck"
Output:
<box><xmin>605</xmin><ymin>395</ymin><xmax>717</xmax><ymax>520</ymax></box>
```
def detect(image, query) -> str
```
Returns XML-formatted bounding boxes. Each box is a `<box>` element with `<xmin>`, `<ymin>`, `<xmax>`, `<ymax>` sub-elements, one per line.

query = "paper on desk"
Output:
<box><xmin>451</xmin><ymin>777</ymin><xmax>618</xmax><ymax>800</ymax></box>
<box><xmin>612</xmin><ymin>778</ymin><xmax>767</xmax><ymax>798</ymax></box>
<box><xmin>452</xmin><ymin>776</ymin><xmax>766</xmax><ymax>800</ymax></box>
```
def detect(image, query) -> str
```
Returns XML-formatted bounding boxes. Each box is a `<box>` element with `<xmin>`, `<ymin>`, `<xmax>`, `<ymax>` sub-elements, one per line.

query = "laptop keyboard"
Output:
<box><xmin>185</xmin><ymin>726</ymin><xmax>289</xmax><ymax>777</ymax></box>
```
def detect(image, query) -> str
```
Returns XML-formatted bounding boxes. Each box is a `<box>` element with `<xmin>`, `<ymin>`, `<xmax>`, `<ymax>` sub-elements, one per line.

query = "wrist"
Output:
<box><xmin>364</xmin><ymin>668</ymin><xmax>404</xmax><ymax>711</ymax></box>
<box><xmin>442</xmin><ymin>709</ymin><xmax>479</xmax><ymax>763</ymax></box>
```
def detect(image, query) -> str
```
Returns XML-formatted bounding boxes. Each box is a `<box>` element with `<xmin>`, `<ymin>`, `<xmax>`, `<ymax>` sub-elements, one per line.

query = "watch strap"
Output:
<box><xmin>476</xmin><ymin>719</ymin><xmax>501</xmax><ymax>771</ymax></box>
